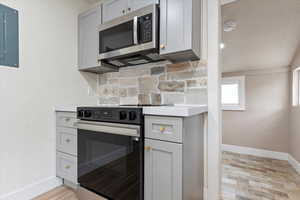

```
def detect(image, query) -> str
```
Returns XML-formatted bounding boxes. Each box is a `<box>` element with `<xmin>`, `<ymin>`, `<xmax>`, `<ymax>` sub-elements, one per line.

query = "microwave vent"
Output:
<box><xmin>127</xmin><ymin>59</ymin><xmax>149</xmax><ymax>65</ymax></box>
<box><xmin>146</xmin><ymin>53</ymin><xmax>163</xmax><ymax>61</ymax></box>
<box><xmin>108</xmin><ymin>60</ymin><xmax>125</xmax><ymax>67</ymax></box>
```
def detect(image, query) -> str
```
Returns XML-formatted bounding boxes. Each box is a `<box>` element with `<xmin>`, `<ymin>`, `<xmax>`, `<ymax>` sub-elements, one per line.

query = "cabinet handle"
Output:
<box><xmin>145</xmin><ymin>146</ymin><xmax>152</xmax><ymax>151</ymax></box>
<box><xmin>65</xmin><ymin>165</ymin><xmax>71</xmax><ymax>169</ymax></box>
<box><xmin>66</xmin><ymin>139</ymin><xmax>71</xmax><ymax>143</ymax></box>
<box><xmin>160</xmin><ymin>127</ymin><xmax>166</xmax><ymax>133</ymax></box>
<box><xmin>65</xmin><ymin>118</ymin><xmax>71</xmax><ymax>122</ymax></box>
<box><xmin>160</xmin><ymin>44</ymin><xmax>166</xmax><ymax>50</ymax></box>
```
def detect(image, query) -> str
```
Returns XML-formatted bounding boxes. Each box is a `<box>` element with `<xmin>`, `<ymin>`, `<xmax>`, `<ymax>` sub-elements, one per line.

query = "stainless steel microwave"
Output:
<box><xmin>98</xmin><ymin>4</ymin><xmax>163</xmax><ymax>69</ymax></box>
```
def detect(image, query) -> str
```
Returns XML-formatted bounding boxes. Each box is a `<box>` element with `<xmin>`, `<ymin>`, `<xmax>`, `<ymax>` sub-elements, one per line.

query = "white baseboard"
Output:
<box><xmin>222</xmin><ymin>144</ymin><xmax>289</xmax><ymax>160</ymax></box>
<box><xmin>0</xmin><ymin>176</ymin><xmax>62</xmax><ymax>200</ymax></box>
<box><xmin>222</xmin><ymin>144</ymin><xmax>300</xmax><ymax>176</ymax></box>
<box><xmin>288</xmin><ymin>154</ymin><xmax>300</xmax><ymax>175</ymax></box>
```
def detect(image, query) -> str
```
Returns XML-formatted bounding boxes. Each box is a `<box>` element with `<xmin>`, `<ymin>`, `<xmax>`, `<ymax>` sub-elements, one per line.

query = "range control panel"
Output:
<box><xmin>77</xmin><ymin>107</ymin><xmax>143</xmax><ymax>125</ymax></box>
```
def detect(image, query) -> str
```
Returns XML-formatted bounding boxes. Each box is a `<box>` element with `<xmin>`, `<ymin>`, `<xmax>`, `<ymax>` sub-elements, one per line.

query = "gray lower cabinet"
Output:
<box><xmin>145</xmin><ymin>139</ymin><xmax>182</xmax><ymax>200</ymax></box>
<box><xmin>78</xmin><ymin>5</ymin><xmax>101</xmax><ymax>71</ymax></box>
<box><xmin>145</xmin><ymin>115</ymin><xmax>205</xmax><ymax>200</ymax></box>
<box><xmin>56</xmin><ymin>111</ymin><xmax>78</xmax><ymax>185</ymax></box>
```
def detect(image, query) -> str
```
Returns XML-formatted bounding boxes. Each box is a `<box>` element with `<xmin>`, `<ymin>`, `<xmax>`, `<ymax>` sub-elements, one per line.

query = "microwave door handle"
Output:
<box><xmin>133</xmin><ymin>16</ymin><xmax>138</xmax><ymax>45</ymax></box>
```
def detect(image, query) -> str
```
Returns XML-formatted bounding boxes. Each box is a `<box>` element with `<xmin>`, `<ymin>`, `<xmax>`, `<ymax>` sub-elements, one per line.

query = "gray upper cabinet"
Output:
<box><xmin>160</xmin><ymin>0</ymin><xmax>202</xmax><ymax>62</ymax></box>
<box><xmin>78</xmin><ymin>5</ymin><xmax>101</xmax><ymax>71</ymax></box>
<box><xmin>102</xmin><ymin>0</ymin><xmax>156</xmax><ymax>23</ymax></box>
<box><xmin>0</xmin><ymin>4</ymin><xmax>19</xmax><ymax>68</ymax></box>
<box><xmin>102</xmin><ymin>0</ymin><xmax>128</xmax><ymax>23</ymax></box>
<box><xmin>129</xmin><ymin>0</ymin><xmax>157</xmax><ymax>12</ymax></box>
<box><xmin>145</xmin><ymin>139</ymin><xmax>182</xmax><ymax>200</ymax></box>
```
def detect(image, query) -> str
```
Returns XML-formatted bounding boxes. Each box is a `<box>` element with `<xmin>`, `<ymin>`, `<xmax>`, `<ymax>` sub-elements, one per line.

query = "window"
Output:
<box><xmin>292</xmin><ymin>67</ymin><xmax>300</xmax><ymax>106</ymax></box>
<box><xmin>221</xmin><ymin>76</ymin><xmax>246</xmax><ymax>111</ymax></box>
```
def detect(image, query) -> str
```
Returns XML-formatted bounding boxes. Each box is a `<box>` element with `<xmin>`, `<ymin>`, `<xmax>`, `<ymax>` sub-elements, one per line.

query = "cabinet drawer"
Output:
<box><xmin>56</xmin><ymin>112</ymin><xmax>76</xmax><ymax>128</ymax></box>
<box><xmin>57</xmin><ymin>127</ymin><xmax>77</xmax><ymax>156</ymax></box>
<box><xmin>145</xmin><ymin>116</ymin><xmax>183</xmax><ymax>143</ymax></box>
<box><xmin>56</xmin><ymin>152</ymin><xmax>77</xmax><ymax>183</ymax></box>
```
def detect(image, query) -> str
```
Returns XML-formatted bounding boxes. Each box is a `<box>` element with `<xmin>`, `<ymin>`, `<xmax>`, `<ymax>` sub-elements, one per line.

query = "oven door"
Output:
<box><xmin>98</xmin><ymin>4</ymin><xmax>158</xmax><ymax>65</ymax></box>
<box><xmin>76</xmin><ymin>120</ymin><xmax>143</xmax><ymax>200</ymax></box>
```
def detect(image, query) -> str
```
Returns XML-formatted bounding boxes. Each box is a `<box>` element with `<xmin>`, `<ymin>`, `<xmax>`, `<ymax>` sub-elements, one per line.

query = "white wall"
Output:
<box><xmin>0</xmin><ymin>0</ymin><xmax>98</xmax><ymax>197</ymax></box>
<box><xmin>223</xmin><ymin>70</ymin><xmax>290</xmax><ymax>153</ymax></box>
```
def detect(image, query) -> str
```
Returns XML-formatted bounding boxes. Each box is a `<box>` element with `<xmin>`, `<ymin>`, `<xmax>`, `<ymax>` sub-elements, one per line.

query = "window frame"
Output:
<box><xmin>292</xmin><ymin>67</ymin><xmax>300</xmax><ymax>106</ymax></box>
<box><xmin>221</xmin><ymin>76</ymin><xmax>246</xmax><ymax>111</ymax></box>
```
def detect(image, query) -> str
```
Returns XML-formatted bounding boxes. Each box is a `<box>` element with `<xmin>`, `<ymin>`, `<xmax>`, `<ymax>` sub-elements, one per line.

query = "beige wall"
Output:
<box><xmin>223</xmin><ymin>70</ymin><xmax>290</xmax><ymax>153</ymax></box>
<box><xmin>289</xmin><ymin>48</ymin><xmax>300</xmax><ymax>162</ymax></box>
<box><xmin>292</xmin><ymin>46</ymin><xmax>300</xmax><ymax>68</ymax></box>
<box><xmin>0</xmin><ymin>0</ymin><xmax>98</xmax><ymax>197</ymax></box>
<box><xmin>290</xmin><ymin>106</ymin><xmax>300</xmax><ymax>162</ymax></box>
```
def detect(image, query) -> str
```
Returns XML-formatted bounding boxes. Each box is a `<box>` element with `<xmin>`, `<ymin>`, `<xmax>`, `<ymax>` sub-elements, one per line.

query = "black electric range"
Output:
<box><xmin>76</xmin><ymin>106</ymin><xmax>145</xmax><ymax>200</ymax></box>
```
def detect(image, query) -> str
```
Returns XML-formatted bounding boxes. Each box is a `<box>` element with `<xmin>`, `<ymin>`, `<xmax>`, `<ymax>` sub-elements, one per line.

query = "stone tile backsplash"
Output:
<box><xmin>97</xmin><ymin>61</ymin><xmax>207</xmax><ymax>105</ymax></box>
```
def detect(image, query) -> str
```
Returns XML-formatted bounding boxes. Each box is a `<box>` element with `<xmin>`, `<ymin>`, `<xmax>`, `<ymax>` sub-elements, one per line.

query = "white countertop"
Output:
<box><xmin>55</xmin><ymin>105</ymin><xmax>77</xmax><ymax>112</ymax></box>
<box><xmin>55</xmin><ymin>105</ymin><xmax>208</xmax><ymax>117</ymax></box>
<box><xmin>142</xmin><ymin>105</ymin><xmax>207</xmax><ymax>117</ymax></box>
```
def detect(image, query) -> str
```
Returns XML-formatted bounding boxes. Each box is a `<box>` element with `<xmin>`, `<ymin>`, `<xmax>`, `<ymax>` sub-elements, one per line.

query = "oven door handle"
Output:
<box><xmin>75</xmin><ymin>120</ymin><xmax>140</xmax><ymax>137</ymax></box>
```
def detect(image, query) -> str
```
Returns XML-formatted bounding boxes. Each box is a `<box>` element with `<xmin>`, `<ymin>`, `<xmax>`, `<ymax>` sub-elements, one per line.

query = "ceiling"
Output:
<box><xmin>222</xmin><ymin>0</ymin><xmax>300</xmax><ymax>72</ymax></box>
<box><xmin>84</xmin><ymin>0</ymin><xmax>236</xmax><ymax>5</ymax></box>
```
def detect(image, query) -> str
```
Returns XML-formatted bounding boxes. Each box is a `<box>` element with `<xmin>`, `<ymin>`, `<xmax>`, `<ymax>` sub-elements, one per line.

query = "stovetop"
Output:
<box><xmin>120</xmin><ymin>104</ymin><xmax>173</xmax><ymax>107</ymax></box>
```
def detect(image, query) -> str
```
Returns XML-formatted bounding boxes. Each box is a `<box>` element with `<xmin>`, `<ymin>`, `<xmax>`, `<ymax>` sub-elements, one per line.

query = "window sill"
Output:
<box><xmin>222</xmin><ymin>105</ymin><xmax>246</xmax><ymax>111</ymax></box>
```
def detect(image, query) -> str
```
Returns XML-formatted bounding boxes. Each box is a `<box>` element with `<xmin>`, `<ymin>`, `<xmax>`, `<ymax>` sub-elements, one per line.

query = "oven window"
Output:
<box><xmin>78</xmin><ymin>129</ymin><xmax>141</xmax><ymax>200</ymax></box>
<box><xmin>99</xmin><ymin>21</ymin><xmax>134</xmax><ymax>54</ymax></box>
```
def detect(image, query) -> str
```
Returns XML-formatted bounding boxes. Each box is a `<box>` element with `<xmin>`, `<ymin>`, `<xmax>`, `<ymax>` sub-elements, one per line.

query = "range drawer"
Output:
<box><xmin>56</xmin><ymin>112</ymin><xmax>77</xmax><ymax>128</ymax></box>
<box><xmin>56</xmin><ymin>152</ymin><xmax>77</xmax><ymax>183</ymax></box>
<box><xmin>57</xmin><ymin>127</ymin><xmax>77</xmax><ymax>156</ymax></box>
<box><xmin>145</xmin><ymin>116</ymin><xmax>183</xmax><ymax>143</ymax></box>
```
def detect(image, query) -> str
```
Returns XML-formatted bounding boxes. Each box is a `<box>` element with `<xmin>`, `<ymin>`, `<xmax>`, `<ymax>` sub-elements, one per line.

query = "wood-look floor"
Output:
<box><xmin>34</xmin><ymin>152</ymin><xmax>300</xmax><ymax>200</ymax></box>
<box><xmin>33</xmin><ymin>186</ymin><xmax>78</xmax><ymax>200</ymax></box>
<box><xmin>222</xmin><ymin>151</ymin><xmax>300</xmax><ymax>200</ymax></box>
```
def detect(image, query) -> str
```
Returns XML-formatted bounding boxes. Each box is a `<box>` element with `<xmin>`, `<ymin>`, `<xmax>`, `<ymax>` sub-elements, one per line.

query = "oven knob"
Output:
<box><xmin>77</xmin><ymin>110</ymin><xmax>84</xmax><ymax>118</ymax></box>
<box><xmin>84</xmin><ymin>110</ymin><xmax>92</xmax><ymax>118</ymax></box>
<box><xmin>119</xmin><ymin>111</ymin><xmax>127</xmax><ymax>120</ymax></box>
<box><xmin>129</xmin><ymin>111</ymin><xmax>137</xmax><ymax>121</ymax></box>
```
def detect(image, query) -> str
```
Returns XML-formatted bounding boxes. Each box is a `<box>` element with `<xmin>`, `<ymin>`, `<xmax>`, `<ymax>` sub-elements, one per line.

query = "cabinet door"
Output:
<box><xmin>0</xmin><ymin>4</ymin><xmax>19</xmax><ymax>68</ymax></box>
<box><xmin>145</xmin><ymin>139</ymin><xmax>182</xmax><ymax>200</ymax></box>
<box><xmin>78</xmin><ymin>6</ymin><xmax>101</xmax><ymax>70</ymax></box>
<box><xmin>102</xmin><ymin>0</ymin><xmax>128</xmax><ymax>23</ymax></box>
<box><xmin>128</xmin><ymin>0</ymin><xmax>157</xmax><ymax>12</ymax></box>
<box><xmin>159</xmin><ymin>0</ymin><xmax>189</xmax><ymax>55</ymax></box>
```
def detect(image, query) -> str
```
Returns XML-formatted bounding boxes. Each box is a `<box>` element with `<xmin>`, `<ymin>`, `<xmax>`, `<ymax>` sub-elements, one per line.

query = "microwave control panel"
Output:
<box><xmin>139</xmin><ymin>13</ymin><xmax>153</xmax><ymax>44</ymax></box>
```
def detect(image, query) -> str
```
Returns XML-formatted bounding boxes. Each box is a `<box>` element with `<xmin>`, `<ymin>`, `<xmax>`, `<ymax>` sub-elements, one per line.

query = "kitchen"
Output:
<box><xmin>0</xmin><ymin>0</ymin><xmax>222</xmax><ymax>200</ymax></box>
